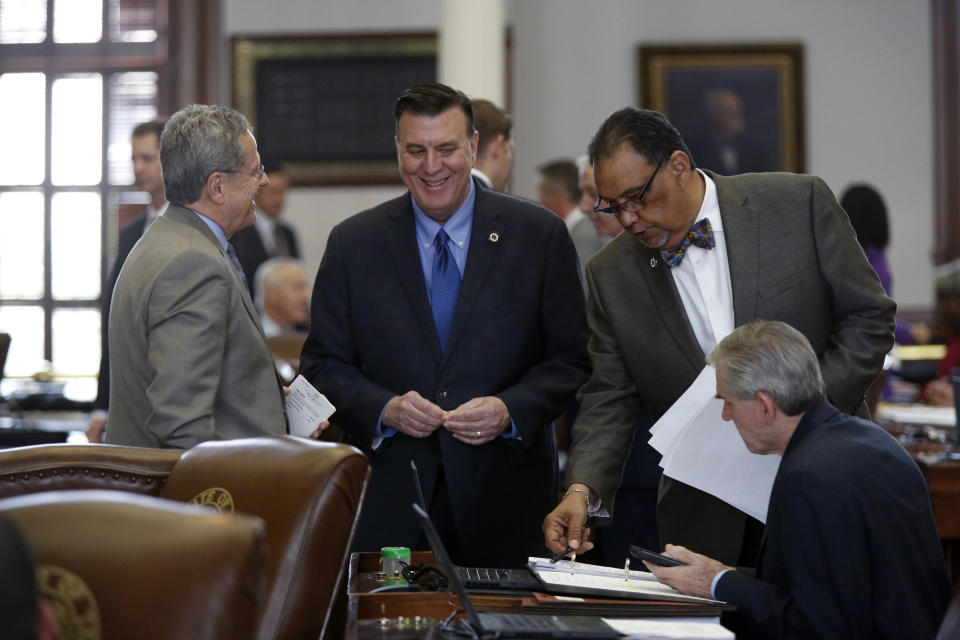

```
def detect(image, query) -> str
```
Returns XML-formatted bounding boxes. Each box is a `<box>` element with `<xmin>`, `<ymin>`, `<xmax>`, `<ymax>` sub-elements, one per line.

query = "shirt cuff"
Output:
<box><xmin>373</xmin><ymin>400</ymin><xmax>397</xmax><ymax>451</ymax></box>
<box><xmin>711</xmin><ymin>568</ymin><xmax>734</xmax><ymax>599</ymax></box>
<box><xmin>498</xmin><ymin>418</ymin><xmax>521</xmax><ymax>440</ymax></box>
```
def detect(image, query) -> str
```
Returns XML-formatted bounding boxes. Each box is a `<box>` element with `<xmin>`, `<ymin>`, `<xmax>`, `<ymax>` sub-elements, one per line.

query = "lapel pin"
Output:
<box><xmin>650</xmin><ymin>257</ymin><xmax>657</xmax><ymax>268</ymax></box>
<box><xmin>488</xmin><ymin>231</ymin><xmax>500</xmax><ymax>244</ymax></box>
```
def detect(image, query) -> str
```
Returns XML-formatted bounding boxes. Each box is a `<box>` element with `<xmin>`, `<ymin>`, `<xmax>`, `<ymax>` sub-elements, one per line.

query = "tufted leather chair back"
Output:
<box><xmin>0</xmin><ymin>490</ymin><xmax>266</xmax><ymax>640</ymax></box>
<box><xmin>0</xmin><ymin>437</ymin><xmax>370</xmax><ymax>640</ymax></box>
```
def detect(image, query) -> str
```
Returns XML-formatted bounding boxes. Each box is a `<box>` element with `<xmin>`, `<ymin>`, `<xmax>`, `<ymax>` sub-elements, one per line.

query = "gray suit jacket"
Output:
<box><xmin>106</xmin><ymin>205</ymin><xmax>286</xmax><ymax>448</ymax></box>
<box><xmin>566</xmin><ymin>171</ymin><xmax>896</xmax><ymax>564</ymax></box>
<box><xmin>569</xmin><ymin>215</ymin><xmax>605</xmax><ymax>283</ymax></box>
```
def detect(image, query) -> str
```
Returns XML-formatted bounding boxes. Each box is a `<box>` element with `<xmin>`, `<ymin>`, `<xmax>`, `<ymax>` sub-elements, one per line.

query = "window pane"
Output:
<box><xmin>51</xmin><ymin>74</ymin><xmax>103</xmax><ymax>186</ymax></box>
<box><xmin>0</xmin><ymin>306</ymin><xmax>44</xmax><ymax>377</ymax></box>
<box><xmin>52</xmin><ymin>308</ymin><xmax>100</xmax><ymax>376</ymax></box>
<box><xmin>108</xmin><ymin>71</ymin><xmax>158</xmax><ymax>185</ymax></box>
<box><xmin>53</xmin><ymin>0</ymin><xmax>103</xmax><ymax>43</ymax></box>
<box><xmin>51</xmin><ymin>192</ymin><xmax>101</xmax><ymax>300</ymax></box>
<box><xmin>109</xmin><ymin>0</ymin><xmax>156</xmax><ymax>43</ymax></box>
<box><xmin>0</xmin><ymin>73</ymin><xmax>45</xmax><ymax>185</ymax></box>
<box><xmin>0</xmin><ymin>0</ymin><xmax>47</xmax><ymax>43</ymax></box>
<box><xmin>0</xmin><ymin>192</ymin><xmax>44</xmax><ymax>298</ymax></box>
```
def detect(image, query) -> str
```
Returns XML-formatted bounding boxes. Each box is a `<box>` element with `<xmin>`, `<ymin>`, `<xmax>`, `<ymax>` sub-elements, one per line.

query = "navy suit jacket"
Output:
<box><xmin>716</xmin><ymin>403</ymin><xmax>951</xmax><ymax>639</ymax></box>
<box><xmin>95</xmin><ymin>213</ymin><xmax>149</xmax><ymax>410</ymax></box>
<box><xmin>299</xmin><ymin>180</ymin><xmax>590</xmax><ymax>567</ymax></box>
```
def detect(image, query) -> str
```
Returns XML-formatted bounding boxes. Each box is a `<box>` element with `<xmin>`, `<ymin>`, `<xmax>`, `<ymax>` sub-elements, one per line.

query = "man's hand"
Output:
<box><xmin>86</xmin><ymin>415</ymin><xmax>107</xmax><ymax>444</ymax></box>
<box><xmin>308</xmin><ymin>421</ymin><xmax>330</xmax><ymax>439</ymax></box>
<box><xmin>542</xmin><ymin>483</ymin><xmax>595</xmax><ymax>555</ymax></box>
<box><xmin>643</xmin><ymin>544</ymin><xmax>731</xmax><ymax>600</ymax></box>
<box><xmin>382</xmin><ymin>391</ymin><xmax>445</xmax><ymax>437</ymax></box>
<box><xmin>443</xmin><ymin>396</ymin><xmax>510</xmax><ymax>445</ymax></box>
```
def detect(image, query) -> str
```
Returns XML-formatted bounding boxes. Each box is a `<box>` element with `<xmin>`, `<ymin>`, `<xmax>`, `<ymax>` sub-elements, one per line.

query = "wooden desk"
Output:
<box><xmin>344</xmin><ymin>552</ymin><xmax>734</xmax><ymax>639</ymax></box>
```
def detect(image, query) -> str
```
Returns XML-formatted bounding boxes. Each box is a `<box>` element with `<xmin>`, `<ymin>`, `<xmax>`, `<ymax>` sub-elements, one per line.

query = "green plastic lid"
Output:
<box><xmin>381</xmin><ymin>546</ymin><xmax>411</xmax><ymax>559</ymax></box>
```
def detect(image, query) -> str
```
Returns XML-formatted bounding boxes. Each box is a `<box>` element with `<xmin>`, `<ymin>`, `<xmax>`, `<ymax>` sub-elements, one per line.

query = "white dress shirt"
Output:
<box><xmin>668</xmin><ymin>170</ymin><xmax>735</xmax><ymax>356</ymax></box>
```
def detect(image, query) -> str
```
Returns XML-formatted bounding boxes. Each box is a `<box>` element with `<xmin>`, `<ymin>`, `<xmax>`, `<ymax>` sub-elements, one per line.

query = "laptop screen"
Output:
<box><xmin>411</xmin><ymin>502</ymin><xmax>485</xmax><ymax>633</ymax></box>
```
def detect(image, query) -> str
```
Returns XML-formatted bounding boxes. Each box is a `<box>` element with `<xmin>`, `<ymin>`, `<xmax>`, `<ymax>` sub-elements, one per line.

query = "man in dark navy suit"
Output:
<box><xmin>300</xmin><ymin>83</ymin><xmax>589</xmax><ymax>568</ymax></box>
<box><xmin>646</xmin><ymin>320</ymin><xmax>951</xmax><ymax>640</ymax></box>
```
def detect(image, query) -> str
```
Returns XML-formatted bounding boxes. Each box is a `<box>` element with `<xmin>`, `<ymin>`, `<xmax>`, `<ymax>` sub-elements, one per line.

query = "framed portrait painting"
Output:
<box><xmin>638</xmin><ymin>44</ymin><xmax>805</xmax><ymax>175</ymax></box>
<box><xmin>232</xmin><ymin>32</ymin><xmax>437</xmax><ymax>185</ymax></box>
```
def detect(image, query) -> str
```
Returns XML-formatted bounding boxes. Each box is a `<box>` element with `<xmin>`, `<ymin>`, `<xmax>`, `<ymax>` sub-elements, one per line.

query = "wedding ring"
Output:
<box><xmin>475</xmin><ymin>431</ymin><xmax>481</xmax><ymax>439</ymax></box>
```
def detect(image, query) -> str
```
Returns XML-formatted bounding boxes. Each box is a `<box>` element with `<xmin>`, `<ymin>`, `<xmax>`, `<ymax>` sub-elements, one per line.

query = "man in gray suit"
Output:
<box><xmin>106</xmin><ymin>104</ymin><xmax>286</xmax><ymax>448</ymax></box>
<box><xmin>538</xmin><ymin>158</ymin><xmax>604</xmax><ymax>279</ymax></box>
<box><xmin>543</xmin><ymin>107</ymin><xmax>895</xmax><ymax>566</ymax></box>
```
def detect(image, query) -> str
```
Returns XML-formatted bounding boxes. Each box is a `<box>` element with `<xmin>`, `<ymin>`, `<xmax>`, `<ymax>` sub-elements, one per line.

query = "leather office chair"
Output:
<box><xmin>0</xmin><ymin>489</ymin><xmax>266</xmax><ymax>640</ymax></box>
<box><xmin>0</xmin><ymin>436</ymin><xmax>370</xmax><ymax>640</ymax></box>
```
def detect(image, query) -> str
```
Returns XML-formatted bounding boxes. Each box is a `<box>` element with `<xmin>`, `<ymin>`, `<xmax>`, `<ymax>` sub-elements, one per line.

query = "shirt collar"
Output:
<box><xmin>565</xmin><ymin>207</ymin><xmax>586</xmax><ymax>231</ymax></box>
<box><xmin>254</xmin><ymin>208</ymin><xmax>277</xmax><ymax>234</ymax></box>
<box><xmin>695</xmin><ymin>169</ymin><xmax>723</xmax><ymax>232</ymax></box>
<box><xmin>189</xmin><ymin>209</ymin><xmax>229</xmax><ymax>250</ymax></box>
<box><xmin>471</xmin><ymin>168</ymin><xmax>493</xmax><ymax>189</ymax></box>
<box><xmin>413</xmin><ymin>179</ymin><xmax>476</xmax><ymax>249</ymax></box>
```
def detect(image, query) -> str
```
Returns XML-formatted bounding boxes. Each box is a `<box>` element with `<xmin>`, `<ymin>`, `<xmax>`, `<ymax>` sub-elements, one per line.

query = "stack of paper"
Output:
<box><xmin>522</xmin><ymin>592</ymin><xmax>734</xmax><ymax>618</ymax></box>
<box><xmin>648</xmin><ymin>366</ymin><xmax>781</xmax><ymax>523</ymax></box>
<box><xmin>602</xmin><ymin>617</ymin><xmax>734</xmax><ymax>639</ymax></box>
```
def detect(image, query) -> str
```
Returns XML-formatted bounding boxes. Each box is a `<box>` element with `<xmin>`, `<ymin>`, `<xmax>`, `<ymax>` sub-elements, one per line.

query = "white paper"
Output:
<box><xmin>534</xmin><ymin>570</ymin><xmax>720</xmax><ymax>604</ymax></box>
<box><xmin>875</xmin><ymin>403</ymin><xmax>955</xmax><ymax>427</ymax></box>
<box><xmin>528</xmin><ymin>557</ymin><xmax>657</xmax><ymax>582</ymax></box>
<box><xmin>649</xmin><ymin>366</ymin><xmax>781</xmax><ymax>523</ymax></box>
<box><xmin>286</xmin><ymin>375</ymin><xmax>336</xmax><ymax>437</ymax></box>
<box><xmin>602</xmin><ymin>617</ymin><xmax>734</xmax><ymax>639</ymax></box>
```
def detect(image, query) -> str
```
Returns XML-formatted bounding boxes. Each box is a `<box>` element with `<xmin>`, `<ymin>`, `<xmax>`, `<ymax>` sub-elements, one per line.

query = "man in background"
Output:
<box><xmin>254</xmin><ymin>257</ymin><xmax>310</xmax><ymax>338</ymax></box>
<box><xmin>538</xmin><ymin>158</ymin><xmax>603</xmax><ymax>277</ymax></box>
<box><xmin>88</xmin><ymin>119</ymin><xmax>167</xmax><ymax>443</ymax></box>
<box><xmin>301</xmin><ymin>83</ymin><xmax>589</xmax><ymax>567</ymax></box>
<box><xmin>230</xmin><ymin>163</ymin><xmax>300</xmax><ymax>297</ymax></box>
<box><xmin>577</xmin><ymin>155</ymin><xmax>622</xmax><ymax>245</ymax></box>
<box><xmin>647</xmin><ymin>321</ymin><xmax>950</xmax><ymax>640</ymax></box>
<box><xmin>469</xmin><ymin>98</ymin><xmax>513</xmax><ymax>191</ymax></box>
<box><xmin>106</xmin><ymin>105</ymin><xmax>286</xmax><ymax>448</ymax></box>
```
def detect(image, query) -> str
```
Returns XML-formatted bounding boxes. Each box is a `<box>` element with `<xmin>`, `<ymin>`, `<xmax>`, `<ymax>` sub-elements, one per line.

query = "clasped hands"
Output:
<box><xmin>382</xmin><ymin>391</ymin><xmax>510</xmax><ymax>445</ymax></box>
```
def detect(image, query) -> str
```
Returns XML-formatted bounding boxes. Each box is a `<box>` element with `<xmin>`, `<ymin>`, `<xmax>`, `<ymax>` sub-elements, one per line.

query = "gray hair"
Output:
<box><xmin>160</xmin><ymin>104</ymin><xmax>252</xmax><ymax>205</ymax></box>
<box><xmin>254</xmin><ymin>257</ymin><xmax>305</xmax><ymax>311</ymax></box>
<box><xmin>706</xmin><ymin>321</ymin><xmax>824</xmax><ymax>416</ymax></box>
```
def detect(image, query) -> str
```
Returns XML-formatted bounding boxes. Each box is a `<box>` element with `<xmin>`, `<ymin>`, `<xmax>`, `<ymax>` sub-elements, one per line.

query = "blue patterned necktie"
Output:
<box><xmin>430</xmin><ymin>229</ymin><xmax>461</xmax><ymax>351</ymax></box>
<box><xmin>660</xmin><ymin>218</ymin><xmax>715</xmax><ymax>267</ymax></box>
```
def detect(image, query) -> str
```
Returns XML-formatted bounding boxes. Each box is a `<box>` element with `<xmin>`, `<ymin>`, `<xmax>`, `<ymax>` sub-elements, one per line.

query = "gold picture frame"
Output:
<box><xmin>232</xmin><ymin>32</ymin><xmax>437</xmax><ymax>185</ymax></box>
<box><xmin>638</xmin><ymin>43</ymin><xmax>805</xmax><ymax>174</ymax></box>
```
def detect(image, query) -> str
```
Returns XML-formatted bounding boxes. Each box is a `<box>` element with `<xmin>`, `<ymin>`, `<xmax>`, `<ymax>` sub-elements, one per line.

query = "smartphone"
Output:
<box><xmin>629</xmin><ymin>545</ymin><xmax>688</xmax><ymax>567</ymax></box>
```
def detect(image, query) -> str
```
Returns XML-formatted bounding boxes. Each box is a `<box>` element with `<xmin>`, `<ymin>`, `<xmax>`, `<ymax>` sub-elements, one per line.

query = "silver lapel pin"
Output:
<box><xmin>488</xmin><ymin>231</ymin><xmax>500</xmax><ymax>244</ymax></box>
<box><xmin>650</xmin><ymin>257</ymin><xmax>657</xmax><ymax>268</ymax></box>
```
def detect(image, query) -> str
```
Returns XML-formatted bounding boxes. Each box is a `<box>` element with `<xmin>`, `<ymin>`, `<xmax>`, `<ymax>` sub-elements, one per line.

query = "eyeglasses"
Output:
<box><xmin>220</xmin><ymin>164</ymin><xmax>266</xmax><ymax>180</ymax></box>
<box><xmin>593</xmin><ymin>161</ymin><xmax>661</xmax><ymax>217</ymax></box>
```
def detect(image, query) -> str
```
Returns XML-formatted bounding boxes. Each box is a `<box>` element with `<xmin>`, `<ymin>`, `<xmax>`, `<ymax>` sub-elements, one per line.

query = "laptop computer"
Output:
<box><xmin>409</xmin><ymin>460</ymin><xmax>541</xmax><ymax>591</ymax></box>
<box><xmin>412</xmin><ymin>503</ymin><xmax>619</xmax><ymax>639</ymax></box>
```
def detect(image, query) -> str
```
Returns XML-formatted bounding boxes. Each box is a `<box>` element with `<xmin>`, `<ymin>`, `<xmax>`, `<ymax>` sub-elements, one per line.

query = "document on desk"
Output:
<box><xmin>648</xmin><ymin>365</ymin><xmax>781</xmax><ymax>523</ymax></box>
<box><xmin>528</xmin><ymin>557</ymin><xmax>658</xmax><ymax>582</ymax></box>
<box><xmin>602</xmin><ymin>617</ymin><xmax>734</xmax><ymax>639</ymax></box>
<box><xmin>531</xmin><ymin>567</ymin><xmax>722</xmax><ymax>604</ymax></box>
<box><xmin>285</xmin><ymin>375</ymin><xmax>336</xmax><ymax>437</ymax></box>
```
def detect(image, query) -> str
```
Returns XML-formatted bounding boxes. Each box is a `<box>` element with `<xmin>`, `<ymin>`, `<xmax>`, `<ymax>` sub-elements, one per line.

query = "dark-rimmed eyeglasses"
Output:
<box><xmin>593</xmin><ymin>161</ymin><xmax>661</xmax><ymax>217</ymax></box>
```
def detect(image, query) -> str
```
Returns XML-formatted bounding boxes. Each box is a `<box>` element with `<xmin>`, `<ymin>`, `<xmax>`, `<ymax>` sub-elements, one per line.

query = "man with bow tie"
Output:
<box><xmin>300</xmin><ymin>83</ymin><xmax>590</xmax><ymax>568</ymax></box>
<box><xmin>543</xmin><ymin>107</ymin><xmax>895</xmax><ymax>567</ymax></box>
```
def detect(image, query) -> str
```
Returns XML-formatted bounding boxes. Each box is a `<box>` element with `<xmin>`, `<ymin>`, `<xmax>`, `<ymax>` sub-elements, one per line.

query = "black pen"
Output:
<box><xmin>549</xmin><ymin>515</ymin><xmax>596</xmax><ymax>563</ymax></box>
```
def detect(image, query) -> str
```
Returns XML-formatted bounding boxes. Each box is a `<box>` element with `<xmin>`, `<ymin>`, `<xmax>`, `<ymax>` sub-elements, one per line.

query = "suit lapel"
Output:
<box><xmin>385</xmin><ymin>197</ymin><xmax>444</xmax><ymax>363</ymax></box>
<box><xmin>442</xmin><ymin>185</ymin><xmax>502</xmax><ymax>363</ymax></box>
<box><xmin>166</xmin><ymin>206</ymin><xmax>268</xmax><ymax>341</ymax></box>
<box><xmin>711</xmin><ymin>172</ymin><xmax>760</xmax><ymax>326</ymax></box>
<box><xmin>636</xmin><ymin>243</ymin><xmax>704</xmax><ymax>371</ymax></box>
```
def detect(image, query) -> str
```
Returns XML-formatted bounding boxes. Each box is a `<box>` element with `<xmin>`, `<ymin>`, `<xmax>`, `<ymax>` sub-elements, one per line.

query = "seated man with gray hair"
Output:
<box><xmin>254</xmin><ymin>257</ymin><xmax>310</xmax><ymax>338</ymax></box>
<box><xmin>645</xmin><ymin>320</ymin><xmax>951</xmax><ymax>639</ymax></box>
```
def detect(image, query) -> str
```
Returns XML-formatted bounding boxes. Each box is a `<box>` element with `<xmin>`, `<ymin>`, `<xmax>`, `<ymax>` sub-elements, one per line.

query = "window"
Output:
<box><xmin>0</xmin><ymin>0</ymin><xmax>168</xmax><ymax>397</ymax></box>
